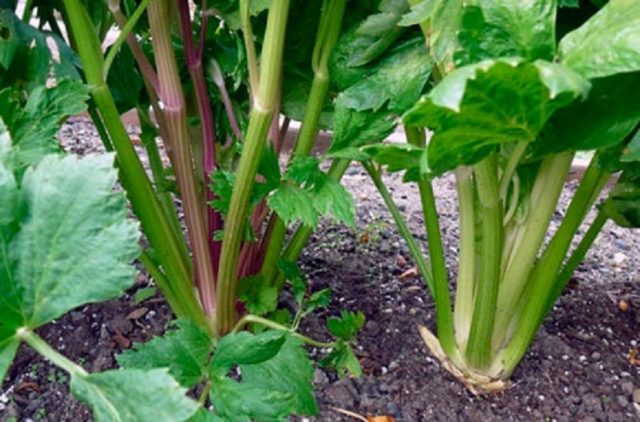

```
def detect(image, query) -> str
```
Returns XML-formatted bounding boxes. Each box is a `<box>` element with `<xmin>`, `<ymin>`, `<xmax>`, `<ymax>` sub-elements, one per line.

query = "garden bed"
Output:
<box><xmin>1</xmin><ymin>118</ymin><xmax>639</xmax><ymax>421</ymax></box>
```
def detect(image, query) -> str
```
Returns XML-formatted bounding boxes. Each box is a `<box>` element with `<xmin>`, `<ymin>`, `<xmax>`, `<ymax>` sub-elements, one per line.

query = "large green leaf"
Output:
<box><xmin>240</xmin><ymin>335</ymin><xmax>318</xmax><ymax>416</ymax></box>
<box><xmin>403</xmin><ymin>59</ymin><xmax>590</xmax><ymax>175</ymax></box>
<box><xmin>71</xmin><ymin>368</ymin><xmax>199</xmax><ymax>422</ymax></box>
<box><xmin>209</xmin><ymin>376</ymin><xmax>296</xmax><ymax>422</ymax></box>
<box><xmin>559</xmin><ymin>0</ymin><xmax>640</xmax><ymax>79</ymax></box>
<box><xmin>347</xmin><ymin>0</ymin><xmax>410</xmax><ymax>68</ymax></box>
<box><xmin>0</xmin><ymin>9</ymin><xmax>18</xmax><ymax>69</ymax></box>
<box><xmin>0</xmin><ymin>9</ymin><xmax>79</xmax><ymax>88</ymax></box>
<box><xmin>338</xmin><ymin>38</ymin><xmax>432</xmax><ymax>114</ymax></box>
<box><xmin>211</xmin><ymin>331</ymin><xmax>286</xmax><ymax>371</ymax></box>
<box><xmin>209</xmin><ymin>332</ymin><xmax>317</xmax><ymax>420</ymax></box>
<box><xmin>329</xmin><ymin>38</ymin><xmax>431</xmax><ymax>156</ymax></box>
<box><xmin>1</xmin><ymin>79</ymin><xmax>89</xmax><ymax>174</ymax></box>
<box><xmin>455</xmin><ymin>0</ymin><xmax>556</xmax><ymax>65</ymax></box>
<box><xmin>3</xmin><ymin>153</ymin><xmax>139</xmax><ymax>328</ymax></box>
<box><xmin>534</xmin><ymin>72</ymin><xmax>640</xmax><ymax>156</ymax></box>
<box><xmin>429</xmin><ymin>0</ymin><xmax>464</xmax><ymax>71</ymax></box>
<box><xmin>117</xmin><ymin>320</ymin><xmax>214</xmax><ymax>388</ymax></box>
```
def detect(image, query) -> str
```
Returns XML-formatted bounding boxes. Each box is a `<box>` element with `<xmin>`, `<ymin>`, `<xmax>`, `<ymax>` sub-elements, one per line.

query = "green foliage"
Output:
<box><xmin>601</xmin><ymin>172</ymin><xmax>640</xmax><ymax>227</ymax></box>
<box><xmin>118</xmin><ymin>320</ymin><xmax>214</xmax><ymax>388</ymax></box>
<box><xmin>212</xmin><ymin>330</ymin><xmax>286</xmax><ymax>369</ymax></box>
<box><xmin>133</xmin><ymin>286</ymin><xmax>157</xmax><ymax>304</ymax></box>
<box><xmin>320</xmin><ymin>341</ymin><xmax>362</xmax><ymax>378</ymax></box>
<box><xmin>70</xmin><ymin>368</ymin><xmax>199</xmax><ymax>422</ymax></box>
<box><xmin>327</xmin><ymin>310</ymin><xmax>366</xmax><ymax>342</ymax></box>
<box><xmin>209</xmin><ymin>331</ymin><xmax>317</xmax><ymax>420</ymax></box>
<box><xmin>534</xmin><ymin>72</ymin><xmax>640</xmax><ymax>156</ymax></box>
<box><xmin>106</xmin><ymin>45</ymin><xmax>144</xmax><ymax>114</ymax></box>
<box><xmin>559</xmin><ymin>0</ymin><xmax>640</xmax><ymax>79</ymax></box>
<box><xmin>455</xmin><ymin>0</ymin><xmax>556</xmax><ymax>65</ymax></box>
<box><xmin>403</xmin><ymin>59</ymin><xmax>589</xmax><ymax>175</ymax></box>
<box><xmin>238</xmin><ymin>275</ymin><xmax>278</xmax><ymax>315</ymax></box>
<box><xmin>329</xmin><ymin>38</ymin><xmax>432</xmax><ymax>157</ymax></box>
<box><xmin>0</xmin><ymin>150</ymin><xmax>139</xmax><ymax>329</ymax></box>
<box><xmin>342</xmin><ymin>0</ymin><xmax>410</xmax><ymax>68</ymax></box>
<box><xmin>0</xmin><ymin>79</ymin><xmax>89</xmax><ymax>175</ymax></box>
<box><xmin>0</xmin><ymin>8</ymin><xmax>80</xmax><ymax>88</ymax></box>
<box><xmin>268</xmin><ymin>156</ymin><xmax>355</xmax><ymax>228</ymax></box>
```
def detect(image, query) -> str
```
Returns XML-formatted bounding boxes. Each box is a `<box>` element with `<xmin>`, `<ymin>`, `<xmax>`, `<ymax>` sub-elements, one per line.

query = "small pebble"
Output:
<box><xmin>621</xmin><ymin>381</ymin><xmax>635</xmax><ymax>395</ymax></box>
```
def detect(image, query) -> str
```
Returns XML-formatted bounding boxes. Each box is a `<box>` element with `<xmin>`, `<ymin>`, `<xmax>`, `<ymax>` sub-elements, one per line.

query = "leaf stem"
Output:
<box><xmin>453</xmin><ymin>166</ymin><xmax>475</xmax><ymax>348</ymax></box>
<box><xmin>548</xmin><ymin>211</ymin><xmax>607</xmax><ymax>308</ymax></box>
<box><xmin>177</xmin><ymin>0</ymin><xmax>222</xmax><ymax>276</ymax></box>
<box><xmin>405</xmin><ymin>126</ymin><xmax>455</xmax><ymax>357</ymax></box>
<box><xmin>107</xmin><ymin>0</ymin><xmax>159</xmax><ymax>92</ymax></box>
<box><xmin>63</xmin><ymin>0</ymin><xmax>206</xmax><ymax>328</ymax></box>
<box><xmin>363</xmin><ymin>161</ymin><xmax>435</xmax><ymax>295</ymax></box>
<box><xmin>148</xmin><ymin>0</ymin><xmax>217</xmax><ymax>318</ymax></box>
<box><xmin>216</xmin><ymin>0</ymin><xmax>292</xmax><ymax>336</ymax></box>
<box><xmin>501</xmin><ymin>155</ymin><xmax>610</xmax><ymax>375</ymax></box>
<box><xmin>465</xmin><ymin>155</ymin><xmax>502</xmax><ymax>368</ymax></box>
<box><xmin>492</xmin><ymin>153</ymin><xmax>573</xmax><ymax>350</ymax></box>
<box><xmin>103</xmin><ymin>0</ymin><xmax>150</xmax><ymax>79</ymax></box>
<box><xmin>261</xmin><ymin>0</ymin><xmax>346</xmax><ymax>285</ymax></box>
<box><xmin>18</xmin><ymin>329</ymin><xmax>88</xmax><ymax>378</ymax></box>
<box><xmin>240</xmin><ymin>0</ymin><xmax>260</xmax><ymax>97</ymax></box>
<box><xmin>232</xmin><ymin>315</ymin><xmax>337</xmax><ymax>348</ymax></box>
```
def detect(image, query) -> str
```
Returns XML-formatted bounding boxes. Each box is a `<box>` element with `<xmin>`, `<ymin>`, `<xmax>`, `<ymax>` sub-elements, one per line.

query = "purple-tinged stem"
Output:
<box><xmin>178</xmin><ymin>0</ymin><xmax>222</xmax><ymax>276</ymax></box>
<box><xmin>108</xmin><ymin>1</ymin><xmax>159</xmax><ymax>93</ymax></box>
<box><xmin>209</xmin><ymin>59</ymin><xmax>243</xmax><ymax>141</ymax></box>
<box><xmin>148</xmin><ymin>0</ymin><xmax>217</xmax><ymax>319</ymax></box>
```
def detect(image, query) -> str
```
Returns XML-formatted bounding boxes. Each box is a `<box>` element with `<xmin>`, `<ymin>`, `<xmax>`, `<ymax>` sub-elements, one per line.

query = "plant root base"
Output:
<box><xmin>418</xmin><ymin>325</ymin><xmax>508</xmax><ymax>395</ymax></box>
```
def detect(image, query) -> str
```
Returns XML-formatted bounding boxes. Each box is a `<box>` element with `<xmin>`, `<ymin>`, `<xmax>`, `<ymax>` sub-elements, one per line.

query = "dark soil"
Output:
<box><xmin>1</xmin><ymin>118</ymin><xmax>639</xmax><ymax>421</ymax></box>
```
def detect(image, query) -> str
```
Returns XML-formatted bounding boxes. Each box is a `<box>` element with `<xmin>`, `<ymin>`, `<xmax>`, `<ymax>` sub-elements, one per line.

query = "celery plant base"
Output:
<box><xmin>418</xmin><ymin>326</ymin><xmax>508</xmax><ymax>395</ymax></box>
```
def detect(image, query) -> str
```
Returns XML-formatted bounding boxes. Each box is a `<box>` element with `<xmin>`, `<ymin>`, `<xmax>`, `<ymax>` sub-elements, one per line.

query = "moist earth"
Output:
<box><xmin>1</xmin><ymin>118</ymin><xmax>639</xmax><ymax>421</ymax></box>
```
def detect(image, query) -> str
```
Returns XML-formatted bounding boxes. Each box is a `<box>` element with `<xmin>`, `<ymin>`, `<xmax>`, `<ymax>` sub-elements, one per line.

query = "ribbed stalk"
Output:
<box><xmin>216</xmin><ymin>0</ymin><xmax>291</xmax><ymax>335</ymax></box>
<box><xmin>501</xmin><ymin>156</ymin><xmax>610</xmax><ymax>375</ymax></box>
<box><xmin>261</xmin><ymin>0</ymin><xmax>347</xmax><ymax>285</ymax></box>
<box><xmin>148</xmin><ymin>0</ymin><xmax>216</xmax><ymax>319</ymax></box>
<box><xmin>491</xmin><ymin>153</ymin><xmax>572</xmax><ymax>350</ymax></box>
<box><xmin>177</xmin><ymin>0</ymin><xmax>222</xmax><ymax>275</ymax></box>
<box><xmin>453</xmin><ymin>166</ymin><xmax>476</xmax><ymax>348</ymax></box>
<box><xmin>549</xmin><ymin>211</ymin><xmax>607</xmax><ymax>308</ymax></box>
<box><xmin>405</xmin><ymin>126</ymin><xmax>456</xmax><ymax>357</ymax></box>
<box><xmin>62</xmin><ymin>0</ymin><xmax>206</xmax><ymax>328</ymax></box>
<box><xmin>465</xmin><ymin>155</ymin><xmax>503</xmax><ymax>368</ymax></box>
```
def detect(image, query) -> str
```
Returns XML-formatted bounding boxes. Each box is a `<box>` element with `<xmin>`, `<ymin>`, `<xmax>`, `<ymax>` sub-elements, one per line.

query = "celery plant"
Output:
<box><xmin>1</xmin><ymin>1</ymin><xmax>365</xmax><ymax>419</ymax></box>
<box><xmin>48</xmin><ymin>0</ymin><xmax>359</xmax><ymax>338</ymax></box>
<box><xmin>328</xmin><ymin>0</ymin><xmax>640</xmax><ymax>391</ymax></box>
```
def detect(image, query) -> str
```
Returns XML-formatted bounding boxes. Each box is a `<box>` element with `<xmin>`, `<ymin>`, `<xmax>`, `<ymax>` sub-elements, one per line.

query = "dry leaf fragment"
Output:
<box><xmin>399</xmin><ymin>267</ymin><xmax>418</xmax><ymax>280</ymax></box>
<box><xmin>396</xmin><ymin>255</ymin><xmax>407</xmax><ymax>268</ymax></box>
<box><xmin>17</xmin><ymin>381</ymin><xmax>41</xmax><ymax>393</ymax></box>
<box><xmin>126</xmin><ymin>307</ymin><xmax>149</xmax><ymax>320</ymax></box>
<box><xmin>368</xmin><ymin>417</ymin><xmax>396</xmax><ymax>422</ymax></box>
<box><xmin>628</xmin><ymin>348</ymin><xmax>640</xmax><ymax>366</ymax></box>
<box><xmin>113</xmin><ymin>329</ymin><xmax>131</xmax><ymax>349</ymax></box>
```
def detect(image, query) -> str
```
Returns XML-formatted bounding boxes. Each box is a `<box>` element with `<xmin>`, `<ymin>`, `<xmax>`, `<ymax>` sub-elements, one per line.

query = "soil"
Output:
<box><xmin>1</xmin><ymin>118</ymin><xmax>639</xmax><ymax>422</ymax></box>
